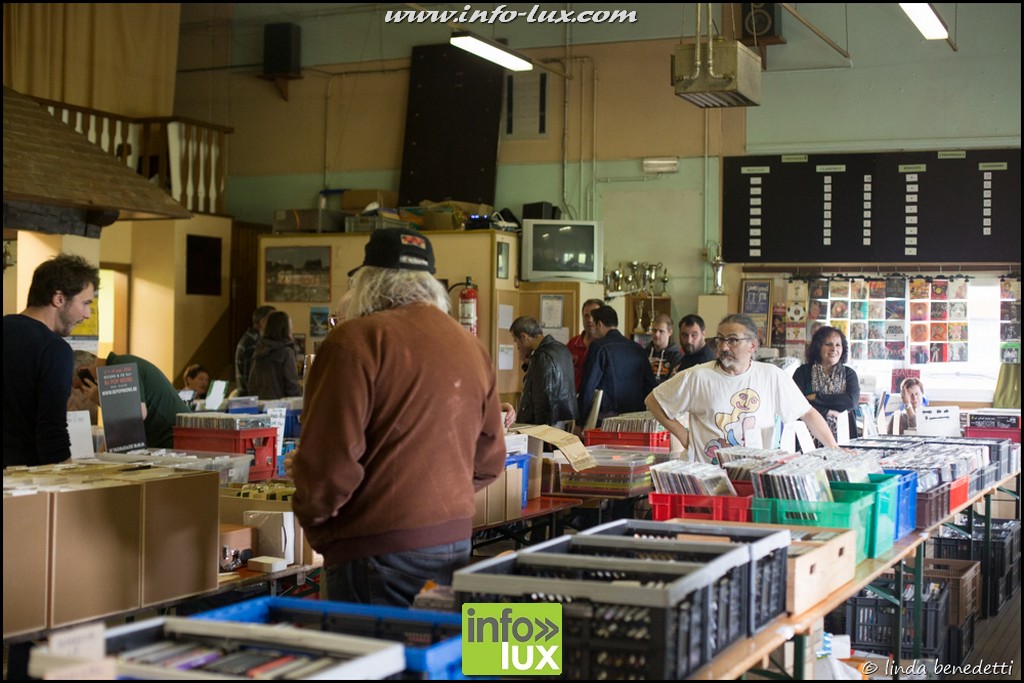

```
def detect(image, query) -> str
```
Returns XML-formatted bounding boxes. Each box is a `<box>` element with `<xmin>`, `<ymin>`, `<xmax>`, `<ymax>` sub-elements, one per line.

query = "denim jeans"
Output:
<box><xmin>325</xmin><ymin>539</ymin><xmax>471</xmax><ymax>607</ymax></box>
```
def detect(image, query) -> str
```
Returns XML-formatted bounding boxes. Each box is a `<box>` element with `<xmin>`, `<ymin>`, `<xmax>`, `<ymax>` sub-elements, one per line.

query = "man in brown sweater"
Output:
<box><xmin>290</xmin><ymin>228</ymin><xmax>506</xmax><ymax>607</ymax></box>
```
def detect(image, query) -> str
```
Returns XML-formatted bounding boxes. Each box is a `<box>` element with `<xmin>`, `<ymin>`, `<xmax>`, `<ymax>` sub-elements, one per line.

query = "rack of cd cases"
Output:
<box><xmin>28</xmin><ymin>616</ymin><xmax>405</xmax><ymax>680</ymax></box>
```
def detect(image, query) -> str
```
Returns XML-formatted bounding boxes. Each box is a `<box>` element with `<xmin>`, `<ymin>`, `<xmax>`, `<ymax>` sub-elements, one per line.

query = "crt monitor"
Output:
<box><xmin>521</xmin><ymin>219</ymin><xmax>604</xmax><ymax>282</ymax></box>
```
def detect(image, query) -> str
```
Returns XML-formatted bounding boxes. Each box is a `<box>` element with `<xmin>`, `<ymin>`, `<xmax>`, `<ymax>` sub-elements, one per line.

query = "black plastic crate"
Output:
<box><xmin>842</xmin><ymin>579</ymin><xmax>949</xmax><ymax>654</ymax></box>
<box><xmin>1004</xmin><ymin>558</ymin><xmax>1020</xmax><ymax>602</ymax></box>
<box><xmin>524</xmin><ymin>535</ymin><xmax>749</xmax><ymax>658</ymax></box>
<box><xmin>916</xmin><ymin>482</ymin><xmax>951</xmax><ymax>529</ymax></box>
<box><xmin>947</xmin><ymin>615</ymin><xmax>976</xmax><ymax>667</ymax></box>
<box><xmin>933</xmin><ymin>520</ymin><xmax>1019</xmax><ymax>580</ymax></box>
<box><xmin>579</xmin><ymin>519</ymin><xmax>789</xmax><ymax>636</ymax></box>
<box><xmin>454</xmin><ymin>546</ymin><xmax>748</xmax><ymax>679</ymax></box>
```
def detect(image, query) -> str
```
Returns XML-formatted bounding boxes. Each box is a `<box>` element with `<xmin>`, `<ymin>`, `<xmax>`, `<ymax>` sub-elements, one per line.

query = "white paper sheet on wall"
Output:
<box><xmin>498</xmin><ymin>344</ymin><xmax>515</xmax><ymax>371</ymax></box>
<box><xmin>498</xmin><ymin>304</ymin><xmax>514</xmax><ymax>330</ymax></box>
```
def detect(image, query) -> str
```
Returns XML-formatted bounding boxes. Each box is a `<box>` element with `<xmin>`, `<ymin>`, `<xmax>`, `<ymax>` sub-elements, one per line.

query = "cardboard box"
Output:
<box><xmin>510</xmin><ymin>425</ymin><xmax>592</xmax><ymax>501</ymax></box>
<box><xmin>342</xmin><ymin>189</ymin><xmax>398</xmax><ymax>212</ymax></box>
<box><xmin>243</xmin><ymin>510</ymin><xmax>295</xmax><ymax>565</ymax></box>
<box><xmin>49</xmin><ymin>481</ymin><xmax>143</xmax><ymax>629</ymax></box>
<box><xmin>108</xmin><ymin>469</ymin><xmax>219</xmax><ymax>606</ymax></box>
<box><xmin>219</xmin><ymin>523</ymin><xmax>257</xmax><ymax>557</ymax></box>
<box><xmin>219</xmin><ymin>492</ymin><xmax>322</xmax><ymax>567</ymax></box>
<box><xmin>3</xmin><ymin>491</ymin><xmax>51</xmax><ymax>638</ymax></box>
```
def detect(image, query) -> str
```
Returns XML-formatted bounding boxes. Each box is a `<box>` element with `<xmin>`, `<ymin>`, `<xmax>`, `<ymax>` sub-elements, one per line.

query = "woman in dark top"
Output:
<box><xmin>792</xmin><ymin>325</ymin><xmax>860</xmax><ymax>443</ymax></box>
<box><xmin>248</xmin><ymin>311</ymin><xmax>301</xmax><ymax>400</ymax></box>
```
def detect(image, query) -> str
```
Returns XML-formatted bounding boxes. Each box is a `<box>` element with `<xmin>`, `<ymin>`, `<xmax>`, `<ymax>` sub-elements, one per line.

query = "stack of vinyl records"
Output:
<box><xmin>805</xmin><ymin>448</ymin><xmax>882</xmax><ymax>482</ymax></box>
<box><xmin>747</xmin><ymin>456</ymin><xmax>834</xmax><ymax>502</ymax></box>
<box><xmin>599</xmin><ymin>411</ymin><xmax>667</xmax><ymax>433</ymax></box>
<box><xmin>176</xmin><ymin>412</ymin><xmax>274</xmax><ymax>430</ymax></box>
<box><xmin>716</xmin><ymin>446</ymin><xmax>792</xmax><ymax>465</ymax></box>
<box><xmin>878</xmin><ymin>444</ymin><xmax>980</xmax><ymax>487</ymax></box>
<box><xmin>650</xmin><ymin>461</ymin><xmax>737</xmax><ymax>495</ymax></box>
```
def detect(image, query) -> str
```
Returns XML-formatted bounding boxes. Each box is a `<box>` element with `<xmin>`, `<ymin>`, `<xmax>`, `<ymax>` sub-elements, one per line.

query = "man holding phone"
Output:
<box><xmin>3</xmin><ymin>253</ymin><xmax>99</xmax><ymax>467</ymax></box>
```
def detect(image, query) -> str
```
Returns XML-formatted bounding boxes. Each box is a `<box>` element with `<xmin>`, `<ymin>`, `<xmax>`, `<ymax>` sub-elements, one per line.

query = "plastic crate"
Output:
<box><xmin>1004</xmin><ymin>558</ymin><xmax>1020</xmax><ymax>603</ymax></box>
<box><xmin>559</xmin><ymin>447</ymin><xmax>666</xmax><ymax>496</ymax></box>
<box><xmin>580</xmin><ymin>519</ymin><xmax>790</xmax><ymax>636</ymax></box>
<box><xmin>948</xmin><ymin>475</ymin><xmax>969</xmax><ymax>514</ymax></box>
<box><xmin>455</xmin><ymin>548</ymin><xmax>747</xmax><ymax>679</ymax></box>
<box><xmin>730</xmin><ymin>479</ymin><xmax>754</xmax><ymax>497</ymax></box>
<box><xmin>192</xmin><ymin>597</ymin><xmax>464</xmax><ymax>680</ymax></box>
<box><xmin>947</xmin><ymin>615</ymin><xmax>975</xmax><ymax>667</ymax></box>
<box><xmin>648</xmin><ymin>492</ymin><xmax>752</xmax><ymax>522</ymax></box>
<box><xmin>964</xmin><ymin>426</ymin><xmax>1020</xmax><ymax>443</ymax></box>
<box><xmin>173</xmin><ymin>427</ymin><xmax>278</xmax><ymax>482</ymax></box>
<box><xmin>915</xmin><ymin>481</ymin><xmax>951</xmax><ymax>530</ymax></box>
<box><xmin>751</xmin><ymin>488</ymin><xmax>874</xmax><ymax>564</ymax></box>
<box><xmin>830</xmin><ymin>474</ymin><xmax>899</xmax><ymax>558</ymax></box>
<box><xmin>523</xmin><ymin>534</ymin><xmax>750</xmax><ymax>659</ymax></box>
<box><xmin>585</xmin><ymin>429</ymin><xmax>671</xmax><ymax>449</ymax></box>
<box><xmin>900</xmin><ymin>558</ymin><xmax>980</xmax><ymax>627</ymax></box>
<box><xmin>968</xmin><ymin>462</ymin><xmax>1000</xmax><ymax>497</ymax></box>
<box><xmin>284</xmin><ymin>409</ymin><xmax>302</xmax><ymax>439</ymax></box>
<box><xmin>883</xmin><ymin>469</ymin><xmax>918</xmax><ymax>541</ymax></box>
<box><xmin>843</xmin><ymin>578</ymin><xmax>950</xmax><ymax>654</ymax></box>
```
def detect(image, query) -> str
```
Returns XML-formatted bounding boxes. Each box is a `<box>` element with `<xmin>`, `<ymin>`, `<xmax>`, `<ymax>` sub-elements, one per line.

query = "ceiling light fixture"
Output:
<box><xmin>900</xmin><ymin>3</ymin><xmax>958</xmax><ymax>50</ymax></box>
<box><xmin>450</xmin><ymin>31</ymin><xmax>533</xmax><ymax>71</ymax></box>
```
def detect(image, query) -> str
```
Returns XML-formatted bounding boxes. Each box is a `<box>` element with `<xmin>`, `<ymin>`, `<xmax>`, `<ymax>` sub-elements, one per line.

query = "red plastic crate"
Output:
<box><xmin>585</xmin><ymin>429</ymin><xmax>671</xmax><ymax>448</ymax></box>
<box><xmin>730</xmin><ymin>479</ymin><xmax>754</xmax><ymax>497</ymax></box>
<box><xmin>173</xmin><ymin>427</ymin><xmax>277</xmax><ymax>482</ymax></box>
<box><xmin>964</xmin><ymin>426</ymin><xmax>1020</xmax><ymax>443</ymax></box>
<box><xmin>948</xmin><ymin>475</ymin><xmax>970</xmax><ymax>514</ymax></box>
<box><xmin>648</xmin><ymin>492</ymin><xmax>752</xmax><ymax>522</ymax></box>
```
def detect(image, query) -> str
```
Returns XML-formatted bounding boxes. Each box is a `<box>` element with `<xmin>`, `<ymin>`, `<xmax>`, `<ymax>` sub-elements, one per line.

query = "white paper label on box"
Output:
<box><xmin>49</xmin><ymin>622</ymin><xmax>105</xmax><ymax>660</ymax></box>
<box><xmin>67</xmin><ymin>411</ymin><xmax>94</xmax><ymax>459</ymax></box>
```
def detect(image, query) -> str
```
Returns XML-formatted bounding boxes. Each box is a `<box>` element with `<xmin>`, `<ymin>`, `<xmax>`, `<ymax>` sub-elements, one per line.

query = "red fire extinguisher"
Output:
<box><xmin>456</xmin><ymin>277</ymin><xmax>478</xmax><ymax>337</ymax></box>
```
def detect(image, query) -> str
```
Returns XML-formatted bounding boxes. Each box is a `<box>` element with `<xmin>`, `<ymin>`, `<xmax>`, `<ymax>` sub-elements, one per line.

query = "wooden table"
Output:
<box><xmin>472</xmin><ymin>495</ymin><xmax>583</xmax><ymax>551</ymax></box>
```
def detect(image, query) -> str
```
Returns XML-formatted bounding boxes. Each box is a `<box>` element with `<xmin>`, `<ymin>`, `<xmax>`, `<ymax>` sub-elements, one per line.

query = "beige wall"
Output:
<box><xmin>6</xmin><ymin>233</ymin><xmax>101</xmax><ymax>316</ymax></box>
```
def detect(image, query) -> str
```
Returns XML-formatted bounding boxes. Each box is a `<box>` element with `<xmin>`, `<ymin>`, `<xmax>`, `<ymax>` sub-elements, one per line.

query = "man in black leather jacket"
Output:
<box><xmin>510</xmin><ymin>316</ymin><xmax>579</xmax><ymax>428</ymax></box>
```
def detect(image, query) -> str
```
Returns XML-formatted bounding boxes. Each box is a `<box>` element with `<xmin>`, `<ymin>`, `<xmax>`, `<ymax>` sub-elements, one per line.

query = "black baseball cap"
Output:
<box><xmin>348</xmin><ymin>227</ymin><xmax>436</xmax><ymax>277</ymax></box>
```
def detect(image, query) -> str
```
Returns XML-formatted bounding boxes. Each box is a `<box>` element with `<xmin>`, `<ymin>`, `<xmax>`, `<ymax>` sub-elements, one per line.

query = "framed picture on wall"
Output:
<box><xmin>741</xmin><ymin>279</ymin><xmax>772</xmax><ymax>345</ymax></box>
<box><xmin>264</xmin><ymin>246</ymin><xmax>331</xmax><ymax>302</ymax></box>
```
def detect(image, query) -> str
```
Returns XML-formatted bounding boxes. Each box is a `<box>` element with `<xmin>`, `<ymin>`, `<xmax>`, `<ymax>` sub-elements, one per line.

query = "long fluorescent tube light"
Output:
<box><xmin>899</xmin><ymin>3</ymin><xmax>949</xmax><ymax>40</ymax></box>
<box><xmin>450</xmin><ymin>31</ymin><xmax>533</xmax><ymax>71</ymax></box>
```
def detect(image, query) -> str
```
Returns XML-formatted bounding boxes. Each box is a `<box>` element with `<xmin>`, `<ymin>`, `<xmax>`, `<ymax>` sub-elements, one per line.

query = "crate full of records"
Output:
<box><xmin>28</xmin><ymin>615</ymin><xmax>405</xmax><ymax>680</ymax></box>
<box><xmin>580</xmin><ymin>519</ymin><xmax>789</xmax><ymax>635</ymax></box>
<box><xmin>174</xmin><ymin>413</ymin><xmax>278</xmax><ymax>482</ymax></box>
<box><xmin>192</xmin><ymin>596</ymin><xmax>464</xmax><ymax>680</ymax></box>
<box><xmin>454</xmin><ymin>535</ymin><xmax>750</xmax><ymax>679</ymax></box>
<box><xmin>648</xmin><ymin>461</ymin><xmax>751</xmax><ymax>522</ymax></box>
<box><xmin>585</xmin><ymin>412</ymin><xmax>671</xmax><ymax>449</ymax></box>
<box><xmin>558</xmin><ymin>445</ymin><xmax>669</xmax><ymax>496</ymax></box>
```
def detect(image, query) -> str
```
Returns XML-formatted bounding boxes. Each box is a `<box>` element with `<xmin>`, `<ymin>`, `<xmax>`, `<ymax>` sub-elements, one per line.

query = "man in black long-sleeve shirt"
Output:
<box><xmin>3</xmin><ymin>253</ymin><xmax>99</xmax><ymax>467</ymax></box>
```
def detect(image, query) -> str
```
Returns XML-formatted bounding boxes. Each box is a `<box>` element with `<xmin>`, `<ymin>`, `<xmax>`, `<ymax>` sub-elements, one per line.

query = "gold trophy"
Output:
<box><xmin>634</xmin><ymin>301</ymin><xmax>646</xmax><ymax>334</ymax></box>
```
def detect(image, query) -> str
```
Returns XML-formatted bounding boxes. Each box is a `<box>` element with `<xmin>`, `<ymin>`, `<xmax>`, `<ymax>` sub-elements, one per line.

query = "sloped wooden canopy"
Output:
<box><xmin>3</xmin><ymin>86</ymin><xmax>191</xmax><ymax>237</ymax></box>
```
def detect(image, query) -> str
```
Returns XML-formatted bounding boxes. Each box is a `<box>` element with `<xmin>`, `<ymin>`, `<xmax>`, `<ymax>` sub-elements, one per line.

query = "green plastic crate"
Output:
<box><xmin>751</xmin><ymin>489</ymin><xmax>874</xmax><ymax>564</ymax></box>
<box><xmin>831</xmin><ymin>474</ymin><xmax>899</xmax><ymax>559</ymax></box>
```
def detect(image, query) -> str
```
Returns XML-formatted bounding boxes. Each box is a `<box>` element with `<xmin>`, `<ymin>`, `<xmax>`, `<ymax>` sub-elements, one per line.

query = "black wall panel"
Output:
<box><xmin>399</xmin><ymin>44</ymin><xmax>504</xmax><ymax>207</ymax></box>
<box><xmin>722</xmin><ymin>149</ymin><xmax>1021</xmax><ymax>264</ymax></box>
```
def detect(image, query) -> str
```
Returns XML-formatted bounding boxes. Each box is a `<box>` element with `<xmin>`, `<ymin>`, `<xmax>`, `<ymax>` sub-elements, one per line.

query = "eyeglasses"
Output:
<box><xmin>328</xmin><ymin>314</ymin><xmax>340</xmax><ymax>329</ymax></box>
<box><xmin>712</xmin><ymin>335</ymin><xmax>754</xmax><ymax>347</ymax></box>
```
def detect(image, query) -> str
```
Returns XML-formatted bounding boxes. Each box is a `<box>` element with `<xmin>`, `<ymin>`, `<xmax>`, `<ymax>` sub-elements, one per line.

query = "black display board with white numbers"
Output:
<box><xmin>722</xmin><ymin>149</ymin><xmax>1020</xmax><ymax>264</ymax></box>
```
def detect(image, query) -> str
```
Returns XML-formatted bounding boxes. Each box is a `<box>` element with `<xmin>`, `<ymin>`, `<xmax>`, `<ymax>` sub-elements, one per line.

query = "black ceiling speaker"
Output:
<box><xmin>741</xmin><ymin>3</ymin><xmax>782</xmax><ymax>41</ymax></box>
<box><xmin>263</xmin><ymin>23</ymin><xmax>301</xmax><ymax>77</ymax></box>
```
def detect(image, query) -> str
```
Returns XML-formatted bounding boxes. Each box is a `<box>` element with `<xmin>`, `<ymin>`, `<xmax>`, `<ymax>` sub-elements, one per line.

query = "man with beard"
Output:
<box><xmin>671</xmin><ymin>314</ymin><xmax>716</xmax><ymax>374</ymax></box>
<box><xmin>4</xmin><ymin>253</ymin><xmax>99</xmax><ymax>467</ymax></box>
<box><xmin>646</xmin><ymin>314</ymin><xmax>837</xmax><ymax>463</ymax></box>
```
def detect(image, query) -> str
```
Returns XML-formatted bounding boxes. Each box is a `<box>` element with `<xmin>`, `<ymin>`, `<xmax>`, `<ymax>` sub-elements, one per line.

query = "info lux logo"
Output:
<box><xmin>461</xmin><ymin>604</ymin><xmax>562</xmax><ymax>676</ymax></box>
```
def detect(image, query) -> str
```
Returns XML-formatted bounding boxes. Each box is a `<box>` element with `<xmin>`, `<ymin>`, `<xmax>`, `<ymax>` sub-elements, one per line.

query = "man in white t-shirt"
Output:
<box><xmin>646</xmin><ymin>313</ymin><xmax>838</xmax><ymax>463</ymax></box>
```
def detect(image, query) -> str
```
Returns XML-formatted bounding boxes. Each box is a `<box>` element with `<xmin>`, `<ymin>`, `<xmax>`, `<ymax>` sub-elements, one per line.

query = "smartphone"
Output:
<box><xmin>77</xmin><ymin>368</ymin><xmax>95</xmax><ymax>384</ymax></box>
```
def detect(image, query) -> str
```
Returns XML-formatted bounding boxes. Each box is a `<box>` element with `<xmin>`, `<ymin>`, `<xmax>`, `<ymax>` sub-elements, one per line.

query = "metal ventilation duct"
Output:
<box><xmin>671</xmin><ymin>38</ymin><xmax>762</xmax><ymax>108</ymax></box>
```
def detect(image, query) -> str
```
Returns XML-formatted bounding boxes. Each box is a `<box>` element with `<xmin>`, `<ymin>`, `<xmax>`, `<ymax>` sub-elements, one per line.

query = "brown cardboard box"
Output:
<box><xmin>220</xmin><ymin>523</ymin><xmax>257</xmax><ymax>556</ymax></box>
<box><xmin>472</xmin><ymin>488</ymin><xmax>488</xmax><ymax>527</ymax></box>
<box><xmin>485</xmin><ymin>469</ymin><xmax>507</xmax><ymax>525</ymax></box>
<box><xmin>342</xmin><ymin>189</ymin><xmax>398</xmax><ymax>211</ymax></box>
<box><xmin>3</xmin><ymin>491</ymin><xmax>50</xmax><ymax>638</ymax></box>
<box><xmin>49</xmin><ymin>481</ymin><xmax>142</xmax><ymax>629</ymax></box>
<box><xmin>218</xmin><ymin>492</ymin><xmax>322</xmax><ymax>567</ymax></box>
<box><xmin>110</xmin><ymin>469</ymin><xmax>219</xmax><ymax>606</ymax></box>
<box><xmin>505</xmin><ymin>466</ymin><xmax>523</xmax><ymax>521</ymax></box>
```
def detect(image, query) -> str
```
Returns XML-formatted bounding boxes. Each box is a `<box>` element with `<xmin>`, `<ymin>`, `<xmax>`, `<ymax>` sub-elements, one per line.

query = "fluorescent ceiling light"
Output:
<box><xmin>450</xmin><ymin>31</ymin><xmax>533</xmax><ymax>71</ymax></box>
<box><xmin>900</xmin><ymin>3</ymin><xmax>949</xmax><ymax>40</ymax></box>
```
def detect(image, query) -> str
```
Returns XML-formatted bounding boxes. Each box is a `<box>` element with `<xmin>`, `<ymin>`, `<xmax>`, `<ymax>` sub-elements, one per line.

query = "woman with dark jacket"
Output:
<box><xmin>248</xmin><ymin>311</ymin><xmax>302</xmax><ymax>400</ymax></box>
<box><xmin>792</xmin><ymin>325</ymin><xmax>860</xmax><ymax>443</ymax></box>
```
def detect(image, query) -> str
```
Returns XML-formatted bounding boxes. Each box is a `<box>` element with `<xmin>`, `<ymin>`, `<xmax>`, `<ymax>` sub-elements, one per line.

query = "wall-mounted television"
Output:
<box><xmin>521</xmin><ymin>219</ymin><xmax>604</xmax><ymax>283</ymax></box>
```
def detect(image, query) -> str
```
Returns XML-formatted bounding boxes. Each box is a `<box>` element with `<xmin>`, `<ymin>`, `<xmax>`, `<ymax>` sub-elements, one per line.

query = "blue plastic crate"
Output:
<box><xmin>884</xmin><ymin>469</ymin><xmax>919</xmax><ymax>542</ymax></box>
<box><xmin>192</xmin><ymin>596</ymin><xmax>465</xmax><ymax>680</ymax></box>
<box><xmin>284</xmin><ymin>408</ymin><xmax>302</xmax><ymax>439</ymax></box>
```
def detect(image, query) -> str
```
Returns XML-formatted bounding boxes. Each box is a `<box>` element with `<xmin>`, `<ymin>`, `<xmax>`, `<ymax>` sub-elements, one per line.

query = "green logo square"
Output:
<box><xmin>461</xmin><ymin>603</ymin><xmax>562</xmax><ymax>676</ymax></box>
